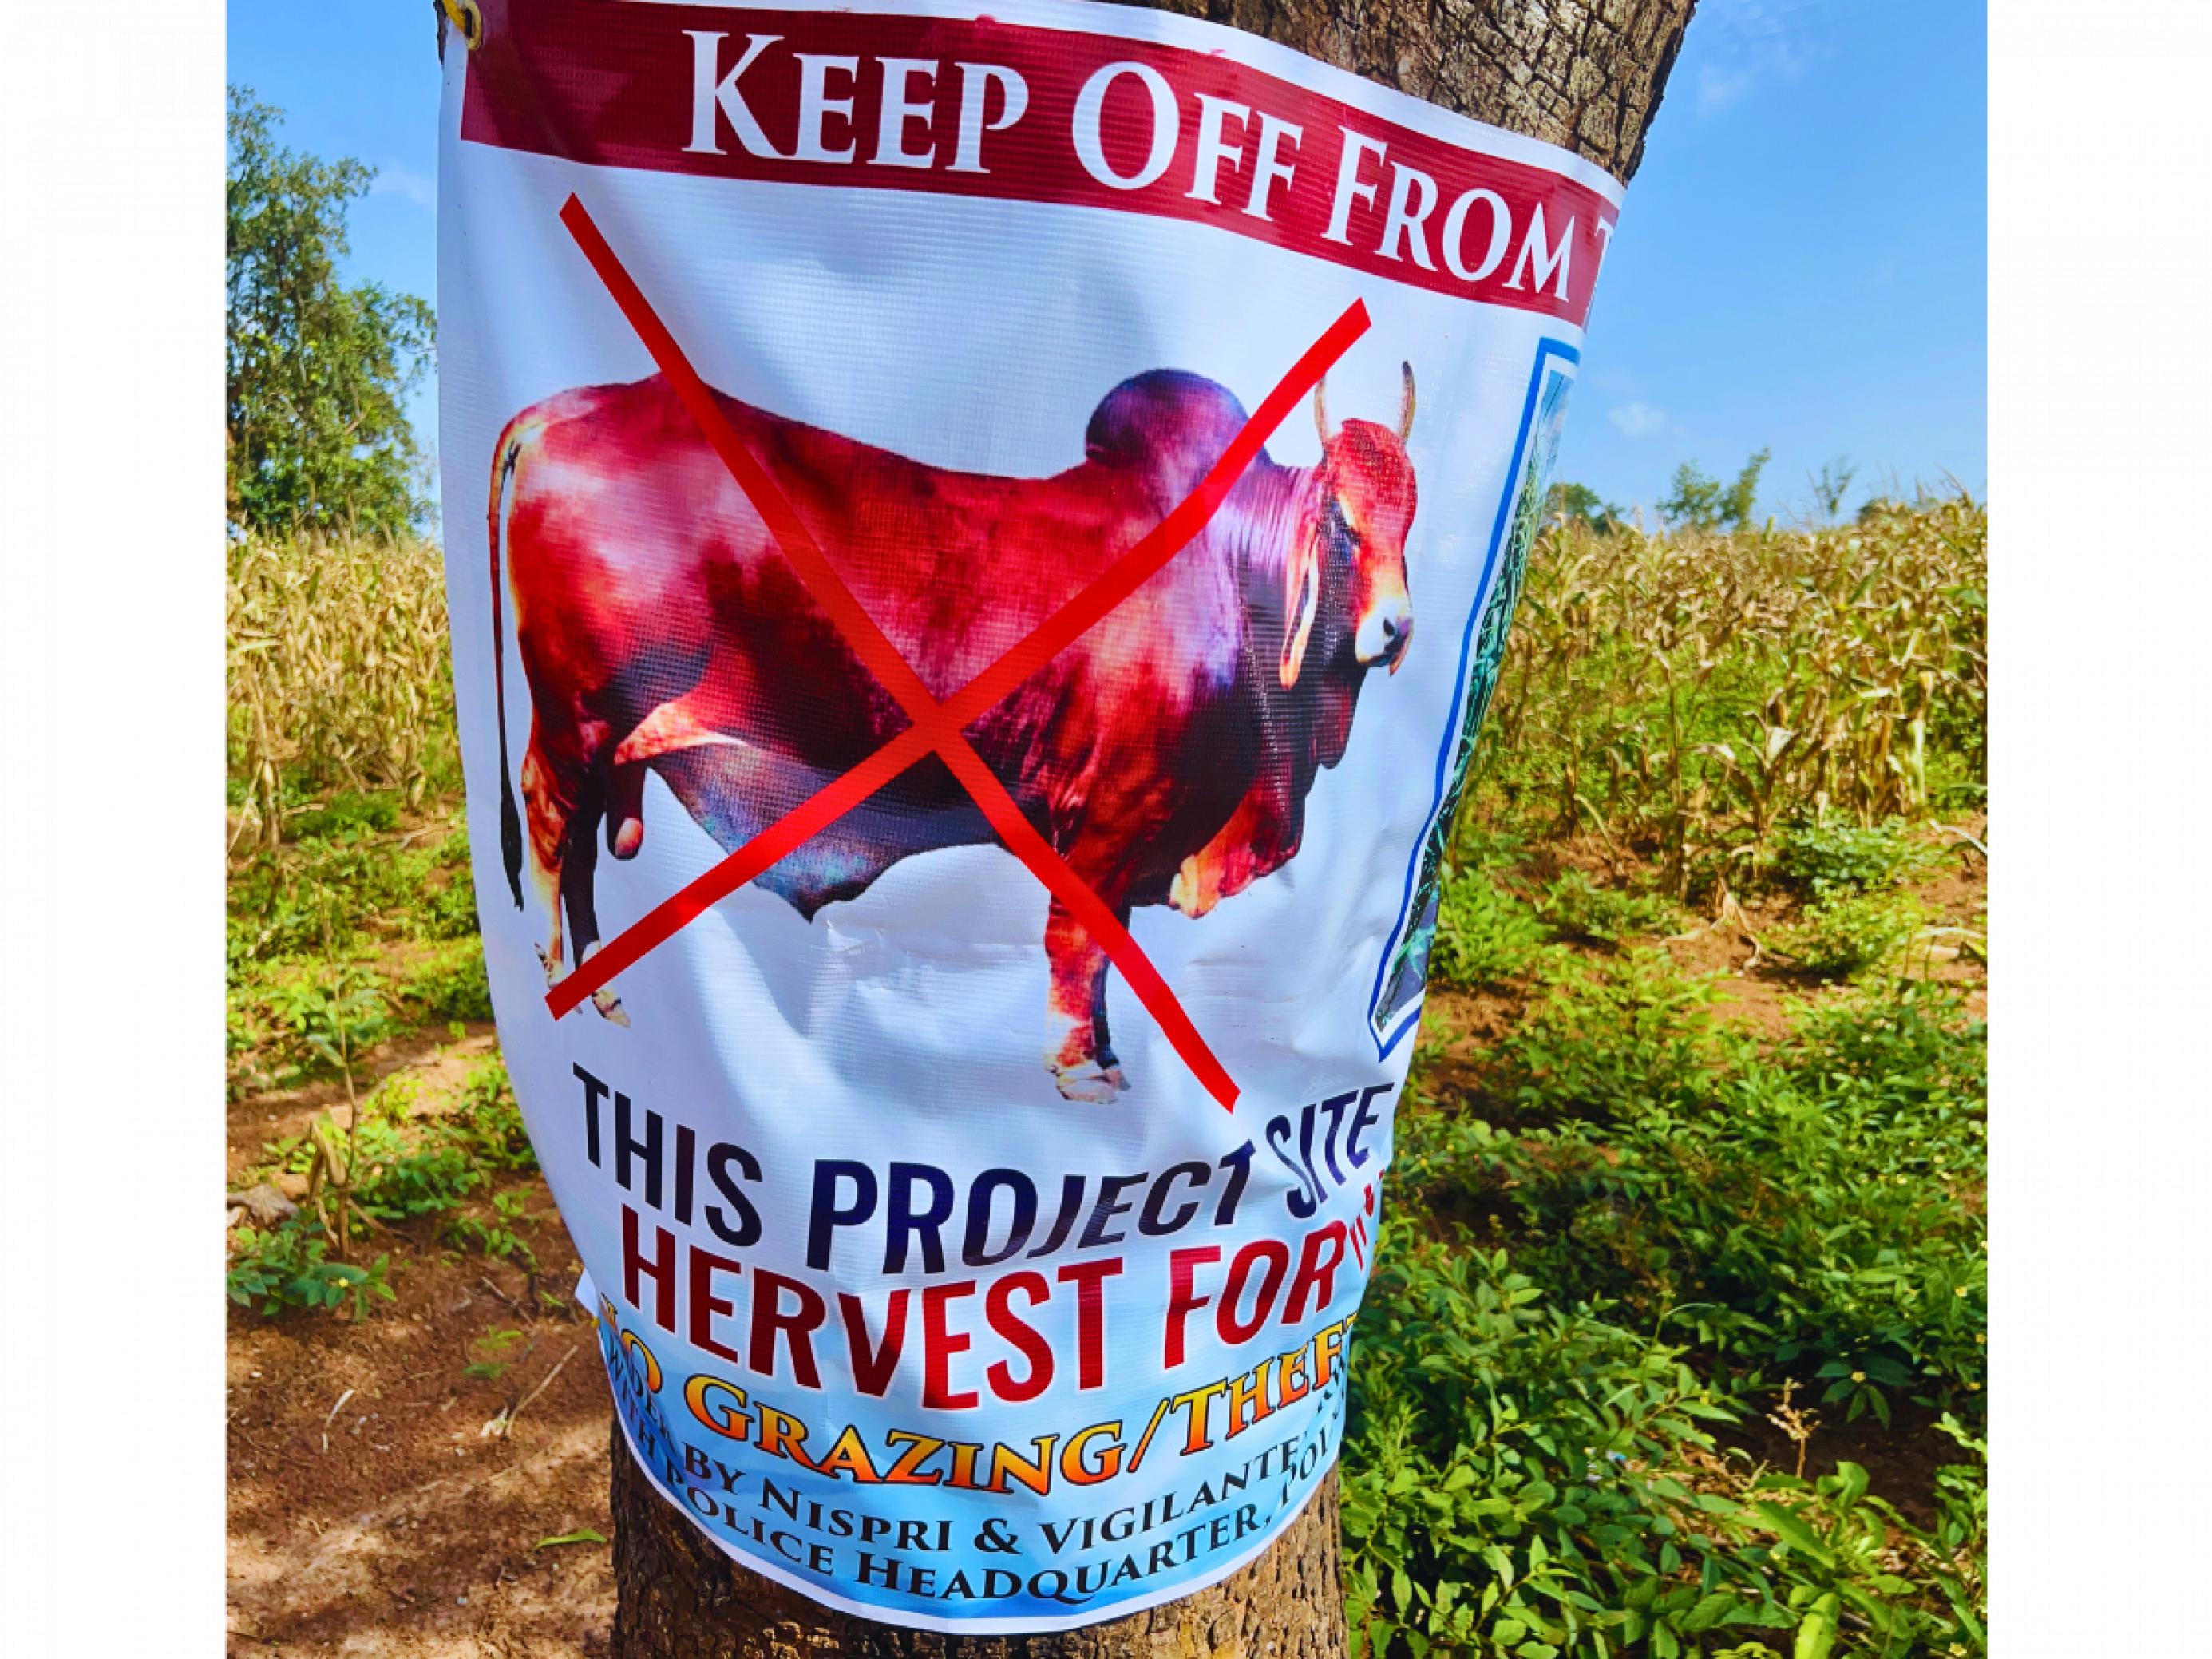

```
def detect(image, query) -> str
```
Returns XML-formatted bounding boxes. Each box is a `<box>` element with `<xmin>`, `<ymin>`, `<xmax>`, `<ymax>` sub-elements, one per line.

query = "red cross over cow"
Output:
<box><xmin>486</xmin><ymin>361</ymin><xmax>1417</xmax><ymax>1102</ymax></box>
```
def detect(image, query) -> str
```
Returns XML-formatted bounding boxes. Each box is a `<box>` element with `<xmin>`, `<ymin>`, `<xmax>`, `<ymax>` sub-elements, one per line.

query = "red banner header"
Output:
<box><xmin>459</xmin><ymin>0</ymin><xmax>1619</xmax><ymax>326</ymax></box>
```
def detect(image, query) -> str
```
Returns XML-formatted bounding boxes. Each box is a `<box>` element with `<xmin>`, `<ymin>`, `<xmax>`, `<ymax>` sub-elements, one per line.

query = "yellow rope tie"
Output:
<box><xmin>441</xmin><ymin>0</ymin><xmax>483</xmax><ymax>52</ymax></box>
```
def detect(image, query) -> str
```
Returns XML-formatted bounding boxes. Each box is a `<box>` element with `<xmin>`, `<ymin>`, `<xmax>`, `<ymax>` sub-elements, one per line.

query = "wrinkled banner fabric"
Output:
<box><xmin>437</xmin><ymin>0</ymin><xmax>1620</xmax><ymax>1630</ymax></box>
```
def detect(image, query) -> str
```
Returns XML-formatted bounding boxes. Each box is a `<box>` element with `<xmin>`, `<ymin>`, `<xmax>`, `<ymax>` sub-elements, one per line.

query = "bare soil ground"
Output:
<box><xmin>228</xmin><ymin>1033</ymin><xmax>616</xmax><ymax>1656</ymax></box>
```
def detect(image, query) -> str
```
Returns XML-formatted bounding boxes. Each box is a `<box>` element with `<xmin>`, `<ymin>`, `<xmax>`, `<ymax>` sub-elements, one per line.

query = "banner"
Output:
<box><xmin>437</xmin><ymin>0</ymin><xmax>1620</xmax><ymax>1630</ymax></box>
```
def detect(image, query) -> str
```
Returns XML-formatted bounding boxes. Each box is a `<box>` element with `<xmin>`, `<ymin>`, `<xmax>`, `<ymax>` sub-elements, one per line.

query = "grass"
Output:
<box><xmin>224</xmin><ymin>500</ymin><xmax>1988</xmax><ymax>1654</ymax></box>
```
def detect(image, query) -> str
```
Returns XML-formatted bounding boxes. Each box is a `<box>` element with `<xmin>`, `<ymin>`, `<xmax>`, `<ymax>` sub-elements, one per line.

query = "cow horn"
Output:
<box><xmin>1314</xmin><ymin>375</ymin><xmax>1332</xmax><ymax>445</ymax></box>
<box><xmin>1398</xmin><ymin>362</ymin><xmax>1416</xmax><ymax>442</ymax></box>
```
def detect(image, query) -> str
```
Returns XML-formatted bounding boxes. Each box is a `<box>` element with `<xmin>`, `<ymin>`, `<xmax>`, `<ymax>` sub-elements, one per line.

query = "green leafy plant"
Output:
<box><xmin>1340</xmin><ymin>1232</ymin><xmax>1982</xmax><ymax>1659</ymax></box>
<box><xmin>442</xmin><ymin>1059</ymin><xmax>536</xmax><ymax>1174</ymax></box>
<box><xmin>400</xmin><ymin>940</ymin><xmax>493</xmax><ymax>1022</ymax></box>
<box><xmin>419</xmin><ymin>869</ymin><xmax>482</xmax><ymax>941</ymax></box>
<box><xmin>1406</xmin><ymin>973</ymin><xmax>1987</xmax><ymax>1426</ymax></box>
<box><xmin>1432</xmin><ymin>869</ymin><xmax>1553</xmax><ymax>988</ymax></box>
<box><xmin>1771</xmin><ymin>893</ymin><xmax>1924</xmax><ymax>979</ymax></box>
<box><xmin>228</xmin><ymin>1219</ymin><xmax>394</xmax><ymax>1319</ymax></box>
<box><xmin>445</xmin><ymin>1189</ymin><xmax>540</xmax><ymax>1272</ymax></box>
<box><xmin>465</xmin><ymin>1326</ymin><xmax>526</xmax><ymax>1380</ymax></box>
<box><xmin>1493</xmin><ymin>948</ymin><xmax>1731</xmax><ymax>1122</ymax></box>
<box><xmin>1537</xmin><ymin>869</ymin><xmax>1683</xmax><ymax>945</ymax></box>
<box><xmin>286</xmin><ymin>790</ymin><xmax>402</xmax><ymax>841</ymax></box>
<box><xmin>1775</xmin><ymin>816</ymin><xmax>1940</xmax><ymax>899</ymax></box>
<box><xmin>356</xmin><ymin>1142</ymin><xmax>483</xmax><ymax>1221</ymax></box>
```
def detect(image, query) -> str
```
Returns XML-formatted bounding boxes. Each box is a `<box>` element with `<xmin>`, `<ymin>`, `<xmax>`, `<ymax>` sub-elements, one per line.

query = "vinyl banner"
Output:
<box><xmin>437</xmin><ymin>0</ymin><xmax>1620</xmax><ymax>1630</ymax></box>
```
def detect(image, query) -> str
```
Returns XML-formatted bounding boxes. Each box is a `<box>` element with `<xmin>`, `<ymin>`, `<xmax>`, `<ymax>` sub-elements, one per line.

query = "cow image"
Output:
<box><xmin>486</xmin><ymin>362</ymin><xmax>1417</xmax><ymax>1102</ymax></box>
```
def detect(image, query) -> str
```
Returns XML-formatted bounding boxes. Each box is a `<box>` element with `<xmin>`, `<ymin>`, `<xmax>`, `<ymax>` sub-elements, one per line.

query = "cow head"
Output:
<box><xmin>1280</xmin><ymin>364</ymin><xmax>1418</xmax><ymax>689</ymax></box>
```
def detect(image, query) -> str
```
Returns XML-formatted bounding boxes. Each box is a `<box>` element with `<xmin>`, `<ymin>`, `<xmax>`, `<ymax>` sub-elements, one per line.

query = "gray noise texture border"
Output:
<box><xmin>1999</xmin><ymin>6</ymin><xmax>2202</xmax><ymax>1654</ymax></box>
<box><xmin>0</xmin><ymin>3</ymin><xmax>222</xmax><ymax>1659</ymax></box>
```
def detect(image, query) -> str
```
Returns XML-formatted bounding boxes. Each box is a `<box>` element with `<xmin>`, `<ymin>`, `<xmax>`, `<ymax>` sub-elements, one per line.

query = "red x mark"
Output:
<box><xmin>543</xmin><ymin>194</ymin><xmax>1370</xmax><ymax>1111</ymax></box>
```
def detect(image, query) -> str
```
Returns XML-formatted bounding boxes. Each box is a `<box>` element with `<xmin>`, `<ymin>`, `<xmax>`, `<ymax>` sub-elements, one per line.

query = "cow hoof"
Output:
<box><xmin>1051</xmin><ymin>1063</ymin><xmax>1123</xmax><ymax>1105</ymax></box>
<box><xmin>534</xmin><ymin>944</ymin><xmax>559</xmax><ymax>985</ymax></box>
<box><xmin>592</xmin><ymin>988</ymin><xmax>629</xmax><ymax>1027</ymax></box>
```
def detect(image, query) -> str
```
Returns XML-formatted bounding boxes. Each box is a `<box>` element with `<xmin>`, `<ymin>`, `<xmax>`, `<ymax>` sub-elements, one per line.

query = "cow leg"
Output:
<box><xmin>560</xmin><ymin>787</ymin><xmax>630</xmax><ymax>1027</ymax></box>
<box><xmin>1090</xmin><ymin>967</ymin><xmax>1122</xmax><ymax>1081</ymax></box>
<box><xmin>605</xmin><ymin>760</ymin><xmax>647</xmax><ymax>861</ymax></box>
<box><xmin>1042</xmin><ymin>897</ymin><xmax>1130</xmax><ymax>1103</ymax></box>
<box><xmin>517</xmin><ymin>726</ymin><xmax>574</xmax><ymax>981</ymax></box>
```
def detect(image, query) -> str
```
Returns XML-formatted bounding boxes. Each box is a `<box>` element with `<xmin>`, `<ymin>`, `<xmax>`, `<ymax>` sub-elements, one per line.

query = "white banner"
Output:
<box><xmin>438</xmin><ymin>0</ymin><xmax>1619</xmax><ymax>1629</ymax></box>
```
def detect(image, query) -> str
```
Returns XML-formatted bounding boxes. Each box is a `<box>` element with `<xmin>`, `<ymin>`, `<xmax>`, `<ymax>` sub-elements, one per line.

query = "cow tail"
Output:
<box><xmin>486</xmin><ymin>414</ymin><xmax>532</xmax><ymax>909</ymax></box>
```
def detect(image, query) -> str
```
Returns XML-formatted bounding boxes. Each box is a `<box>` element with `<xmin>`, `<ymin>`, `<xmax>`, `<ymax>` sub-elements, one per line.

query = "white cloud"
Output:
<box><xmin>371</xmin><ymin>163</ymin><xmax>435</xmax><ymax>210</ymax></box>
<box><xmin>1609</xmin><ymin>402</ymin><xmax>1671</xmax><ymax>438</ymax></box>
<box><xmin>1698</xmin><ymin>66</ymin><xmax>1755</xmax><ymax>115</ymax></box>
<box><xmin>1688</xmin><ymin>0</ymin><xmax>1841</xmax><ymax>118</ymax></box>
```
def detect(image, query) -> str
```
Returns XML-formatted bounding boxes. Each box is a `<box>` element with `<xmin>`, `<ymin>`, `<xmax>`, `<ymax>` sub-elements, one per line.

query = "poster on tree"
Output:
<box><xmin>437</xmin><ymin>0</ymin><xmax>1621</xmax><ymax>1630</ymax></box>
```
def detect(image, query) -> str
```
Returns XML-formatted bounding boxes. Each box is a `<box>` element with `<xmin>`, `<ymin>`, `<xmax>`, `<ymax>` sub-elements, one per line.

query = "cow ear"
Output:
<box><xmin>1280</xmin><ymin>521</ymin><xmax>1320</xmax><ymax>689</ymax></box>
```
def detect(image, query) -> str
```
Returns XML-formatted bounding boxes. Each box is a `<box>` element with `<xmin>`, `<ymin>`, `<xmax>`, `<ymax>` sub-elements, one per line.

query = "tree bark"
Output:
<box><xmin>603</xmin><ymin>3</ymin><xmax>1695</xmax><ymax>1655</ymax></box>
<box><xmin>1111</xmin><ymin>0</ymin><xmax>1695</xmax><ymax>184</ymax></box>
<box><xmin>612</xmin><ymin>1419</ymin><xmax>1350</xmax><ymax>1659</ymax></box>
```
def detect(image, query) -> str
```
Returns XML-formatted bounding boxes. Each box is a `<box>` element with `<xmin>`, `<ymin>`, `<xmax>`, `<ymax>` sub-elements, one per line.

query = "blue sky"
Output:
<box><xmin>227</xmin><ymin>0</ymin><xmax>1984</xmax><ymax>523</ymax></box>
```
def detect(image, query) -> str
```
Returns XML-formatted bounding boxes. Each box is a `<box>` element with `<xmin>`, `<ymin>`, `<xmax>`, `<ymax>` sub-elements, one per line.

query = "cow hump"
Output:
<box><xmin>1083</xmin><ymin>371</ymin><xmax>1251</xmax><ymax>507</ymax></box>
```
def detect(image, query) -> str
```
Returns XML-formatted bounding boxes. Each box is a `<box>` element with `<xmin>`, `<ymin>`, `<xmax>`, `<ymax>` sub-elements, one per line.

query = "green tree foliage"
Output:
<box><xmin>1806</xmin><ymin>456</ymin><xmax>1858</xmax><ymax>522</ymax></box>
<box><xmin>1544</xmin><ymin>480</ymin><xmax>1622</xmax><ymax>534</ymax></box>
<box><xmin>227</xmin><ymin>87</ymin><xmax>434</xmax><ymax>535</ymax></box>
<box><xmin>1660</xmin><ymin>448</ymin><xmax>1771</xmax><ymax>531</ymax></box>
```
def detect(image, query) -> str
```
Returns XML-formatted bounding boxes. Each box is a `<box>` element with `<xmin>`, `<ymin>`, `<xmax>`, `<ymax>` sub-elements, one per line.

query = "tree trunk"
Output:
<box><xmin>598</xmin><ymin>2</ymin><xmax>1695</xmax><ymax>1654</ymax></box>
<box><xmin>612</xmin><ymin>1419</ymin><xmax>1351</xmax><ymax>1659</ymax></box>
<box><xmin>1114</xmin><ymin>0</ymin><xmax>1695</xmax><ymax>184</ymax></box>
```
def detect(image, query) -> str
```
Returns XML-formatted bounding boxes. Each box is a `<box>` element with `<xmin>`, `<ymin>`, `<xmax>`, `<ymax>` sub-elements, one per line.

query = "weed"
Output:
<box><xmin>368</xmin><ymin>1073</ymin><xmax>424</xmax><ymax>1127</ymax></box>
<box><xmin>1537</xmin><ymin>869</ymin><xmax>1683</xmax><ymax>944</ymax></box>
<box><xmin>419</xmin><ymin>867</ymin><xmax>482</xmax><ymax>940</ymax></box>
<box><xmin>1341</xmin><ymin>1235</ymin><xmax>1980</xmax><ymax>1658</ymax></box>
<box><xmin>287</xmin><ymin>790</ymin><xmax>402</xmax><ymax>841</ymax></box>
<box><xmin>357</xmin><ymin>1142</ymin><xmax>484</xmax><ymax>1221</ymax></box>
<box><xmin>230</xmin><ymin>1059</ymin><xmax>540</xmax><ymax>1324</ymax></box>
<box><xmin>1403</xmin><ymin>971</ymin><xmax>1987</xmax><ymax>1425</ymax></box>
<box><xmin>400</xmin><ymin>940</ymin><xmax>493</xmax><ymax>1023</ymax></box>
<box><xmin>228</xmin><ymin>1220</ymin><xmax>395</xmax><ymax>1319</ymax></box>
<box><xmin>465</xmin><ymin>1326</ymin><xmax>526</xmax><ymax>1380</ymax></box>
<box><xmin>1431</xmin><ymin>869</ymin><xmax>1552</xmax><ymax>988</ymax></box>
<box><xmin>443</xmin><ymin>1059</ymin><xmax>536</xmax><ymax>1174</ymax></box>
<box><xmin>1775</xmin><ymin>815</ymin><xmax>1941</xmax><ymax>898</ymax></box>
<box><xmin>1494</xmin><ymin>948</ymin><xmax>1732</xmax><ymax>1122</ymax></box>
<box><xmin>446</xmin><ymin>1189</ymin><xmax>540</xmax><ymax>1271</ymax></box>
<box><xmin>1771</xmin><ymin>893</ymin><xmax>1925</xmax><ymax>979</ymax></box>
